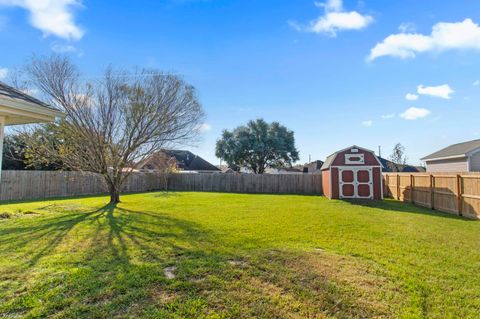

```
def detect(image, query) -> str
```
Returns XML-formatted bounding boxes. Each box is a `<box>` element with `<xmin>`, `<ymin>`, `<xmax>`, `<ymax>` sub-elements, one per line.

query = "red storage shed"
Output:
<box><xmin>321</xmin><ymin>145</ymin><xmax>383</xmax><ymax>200</ymax></box>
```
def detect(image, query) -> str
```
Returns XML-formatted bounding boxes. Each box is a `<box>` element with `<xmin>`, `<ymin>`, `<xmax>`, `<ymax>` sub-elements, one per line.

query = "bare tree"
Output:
<box><xmin>22</xmin><ymin>55</ymin><xmax>204</xmax><ymax>204</ymax></box>
<box><xmin>389</xmin><ymin>143</ymin><xmax>407</xmax><ymax>165</ymax></box>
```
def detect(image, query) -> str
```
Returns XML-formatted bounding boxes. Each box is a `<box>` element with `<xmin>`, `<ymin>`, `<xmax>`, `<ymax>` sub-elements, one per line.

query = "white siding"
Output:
<box><xmin>470</xmin><ymin>152</ymin><xmax>480</xmax><ymax>172</ymax></box>
<box><xmin>426</xmin><ymin>157</ymin><xmax>469</xmax><ymax>172</ymax></box>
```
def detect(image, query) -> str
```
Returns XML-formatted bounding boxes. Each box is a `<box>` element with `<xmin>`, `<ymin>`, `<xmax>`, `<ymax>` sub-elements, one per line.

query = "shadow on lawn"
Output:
<box><xmin>0</xmin><ymin>202</ymin><xmax>389</xmax><ymax>318</ymax></box>
<box><xmin>343</xmin><ymin>199</ymin><xmax>475</xmax><ymax>221</ymax></box>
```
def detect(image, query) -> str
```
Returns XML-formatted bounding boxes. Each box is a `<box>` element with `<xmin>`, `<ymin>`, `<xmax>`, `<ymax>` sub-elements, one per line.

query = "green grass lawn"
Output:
<box><xmin>0</xmin><ymin>192</ymin><xmax>479</xmax><ymax>318</ymax></box>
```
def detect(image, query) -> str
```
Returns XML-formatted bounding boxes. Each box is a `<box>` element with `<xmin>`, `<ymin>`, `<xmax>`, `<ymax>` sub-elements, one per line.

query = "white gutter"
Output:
<box><xmin>0</xmin><ymin>96</ymin><xmax>64</xmax><ymax>119</ymax></box>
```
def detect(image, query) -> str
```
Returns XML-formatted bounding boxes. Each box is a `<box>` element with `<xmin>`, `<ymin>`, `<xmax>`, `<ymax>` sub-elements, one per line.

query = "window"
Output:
<box><xmin>345</xmin><ymin>154</ymin><xmax>365</xmax><ymax>164</ymax></box>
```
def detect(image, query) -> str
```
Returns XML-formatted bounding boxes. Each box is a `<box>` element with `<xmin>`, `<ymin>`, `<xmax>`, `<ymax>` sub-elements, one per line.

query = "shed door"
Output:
<box><xmin>339</xmin><ymin>167</ymin><xmax>373</xmax><ymax>199</ymax></box>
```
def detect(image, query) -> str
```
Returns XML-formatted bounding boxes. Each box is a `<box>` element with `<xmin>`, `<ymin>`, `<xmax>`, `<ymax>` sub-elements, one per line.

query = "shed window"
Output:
<box><xmin>345</xmin><ymin>154</ymin><xmax>365</xmax><ymax>164</ymax></box>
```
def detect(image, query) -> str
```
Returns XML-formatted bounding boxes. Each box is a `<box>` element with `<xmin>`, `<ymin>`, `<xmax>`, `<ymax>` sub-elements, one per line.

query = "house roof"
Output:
<box><xmin>378</xmin><ymin>156</ymin><xmax>424</xmax><ymax>172</ymax></box>
<box><xmin>0</xmin><ymin>82</ymin><xmax>55</xmax><ymax>110</ymax></box>
<box><xmin>0</xmin><ymin>81</ymin><xmax>64</xmax><ymax>125</ymax></box>
<box><xmin>421</xmin><ymin>139</ymin><xmax>480</xmax><ymax>161</ymax></box>
<box><xmin>160</xmin><ymin>150</ymin><xmax>220</xmax><ymax>172</ymax></box>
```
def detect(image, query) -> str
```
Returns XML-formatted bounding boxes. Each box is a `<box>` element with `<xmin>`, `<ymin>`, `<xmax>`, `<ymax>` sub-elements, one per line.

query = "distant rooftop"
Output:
<box><xmin>421</xmin><ymin>139</ymin><xmax>480</xmax><ymax>161</ymax></box>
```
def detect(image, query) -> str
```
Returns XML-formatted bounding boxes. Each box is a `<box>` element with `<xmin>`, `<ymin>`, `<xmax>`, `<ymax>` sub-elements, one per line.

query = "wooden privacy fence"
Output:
<box><xmin>0</xmin><ymin>171</ymin><xmax>322</xmax><ymax>202</ymax></box>
<box><xmin>168</xmin><ymin>173</ymin><xmax>322</xmax><ymax>195</ymax></box>
<box><xmin>0</xmin><ymin>170</ymin><xmax>168</xmax><ymax>202</ymax></box>
<box><xmin>383</xmin><ymin>173</ymin><xmax>480</xmax><ymax>219</ymax></box>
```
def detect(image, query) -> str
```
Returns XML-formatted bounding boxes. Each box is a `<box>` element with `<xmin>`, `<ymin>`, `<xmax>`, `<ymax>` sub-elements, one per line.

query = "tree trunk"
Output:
<box><xmin>110</xmin><ymin>188</ymin><xmax>120</xmax><ymax>204</ymax></box>
<box><xmin>105</xmin><ymin>177</ymin><xmax>121</xmax><ymax>204</ymax></box>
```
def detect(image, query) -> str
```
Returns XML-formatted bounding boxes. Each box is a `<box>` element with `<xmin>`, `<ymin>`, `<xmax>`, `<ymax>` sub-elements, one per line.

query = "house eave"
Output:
<box><xmin>422</xmin><ymin>154</ymin><xmax>468</xmax><ymax>162</ymax></box>
<box><xmin>0</xmin><ymin>96</ymin><xmax>64</xmax><ymax>125</ymax></box>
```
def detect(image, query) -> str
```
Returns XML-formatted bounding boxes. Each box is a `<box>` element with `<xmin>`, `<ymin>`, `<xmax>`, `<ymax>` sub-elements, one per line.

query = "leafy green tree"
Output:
<box><xmin>2</xmin><ymin>132</ymin><xmax>63</xmax><ymax>170</ymax></box>
<box><xmin>215</xmin><ymin>119</ymin><xmax>299</xmax><ymax>174</ymax></box>
<box><xmin>2</xmin><ymin>135</ymin><xmax>28</xmax><ymax>170</ymax></box>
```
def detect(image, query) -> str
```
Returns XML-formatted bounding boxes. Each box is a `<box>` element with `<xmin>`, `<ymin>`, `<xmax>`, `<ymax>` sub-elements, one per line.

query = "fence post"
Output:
<box><xmin>397</xmin><ymin>174</ymin><xmax>401</xmax><ymax>200</ymax></box>
<box><xmin>456</xmin><ymin>174</ymin><xmax>463</xmax><ymax>216</ymax></box>
<box><xmin>385</xmin><ymin>174</ymin><xmax>389</xmax><ymax>197</ymax></box>
<box><xmin>430</xmin><ymin>174</ymin><xmax>435</xmax><ymax>210</ymax></box>
<box><xmin>410</xmin><ymin>174</ymin><xmax>414</xmax><ymax>203</ymax></box>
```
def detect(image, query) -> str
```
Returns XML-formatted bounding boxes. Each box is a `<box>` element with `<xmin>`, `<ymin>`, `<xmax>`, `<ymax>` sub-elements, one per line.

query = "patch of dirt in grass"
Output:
<box><xmin>200</xmin><ymin>249</ymin><xmax>403</xmax><ymax>318</ymax></box>
<box><xmin>257</xmin><ymin>249</ymin><xmax>402</xmax><ymax>318</ymax></box>
<box><xmin>149</xmin><ymin>286</ymin><xmax>178</xmax><ymax>304</ymax></box>
<box><xmin>22</xmin><ymin>211</ymin><xmax>40</xmax><ymax>215</ymax></box>
<box><xmin>307</xmin><ymin>256</ymin><xmax>395</xmax><ymax>314</ymax></box>
<box><xmin>36</xmin><ymin>203</ymin><xmax>86</xmax><ymax>214</ymax></box>
<box><xmin>227</xmin><ymin>259</ymin><xmax>247</xmax><ymax>267</ymax></box>
<box><xmin>163</xmin><ymin>266</ymin><xmax>176</xmax><ymax>279</ymax></box>
<box><xmin>0</xmin><ymin>212</ymin><xmax>11</xmax><ymax>219</ymax></box>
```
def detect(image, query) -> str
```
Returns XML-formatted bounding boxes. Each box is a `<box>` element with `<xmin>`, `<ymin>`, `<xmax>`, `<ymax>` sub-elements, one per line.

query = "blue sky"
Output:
<box><xmin>1</xmin><ymin>0</ymin><xmax>480</xmax><ymax>166</ymax></box>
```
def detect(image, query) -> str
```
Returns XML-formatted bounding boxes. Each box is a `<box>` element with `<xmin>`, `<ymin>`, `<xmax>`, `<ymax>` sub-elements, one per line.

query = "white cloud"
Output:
<box><xmin>51</xmin><ymin>43</ymin><xmax>83</xmax><ymax>55</ymax></box>
<box><xmin>0</xmin><ymin>0</ymin><xmax>84</xmax><ymax>40</ymax></box>
<box><xmin>361</xmin><ymin>120</ymin><xmax>373</xmax><ymax>127</ymax></box>
<box><xmin>0</xmin><ymin>67</ymin><xmax>7</xmax><ymax>79</ymax></box>
<box><xmin>473</xmin><ymin>80</ymin><xmax>480</xmax><ymax>86</ymax></box>
<box><xmin>291</xmin><ymin>0</ymin><xmax>373</xmax><ymax>37</ymax></box>
<box><xmin>400</xmin><ymin>107</ymin><xmax>430</xmax><ymax>120</ymax></box>
<box><xmin>417</xmin><ymin>84</ymin><xmax>454</xmax><ymax>99</ymax></box>
<box><xmin>405</xmin><ymin>93</ymin><xmax>419</xmax><ymax>101</ymax></box>
<box><xmin>381</xmin><ymin>113</ymin><xmax>395</xmax><ymax>119</ymax></box>
<box><xmin>398</xmin><ymin>22</ymin><xmax>416</xmax><ymax>33</ymax></box>
<box><xmin>368</xmin><ymin>19</ymin><xmax>480</xmax><ymax>61</ymax></box>
<box><xmin>51</xmin><ymin>43</ymin><xmax>77</xmax><ymax>52</ymax></box>
<box><xmin>198</xmin><ymin>123</ymin><xmax>212</xmax><ymax>133</ymax></box>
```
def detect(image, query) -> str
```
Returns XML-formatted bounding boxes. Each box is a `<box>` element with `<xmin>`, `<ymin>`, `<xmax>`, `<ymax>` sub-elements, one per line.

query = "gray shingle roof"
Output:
<box><xmin>160</xmin><ymin>150</ymin><xmax>220</xmax><ymax>171</ymax></box>
<box><xmin>421</xmin><ymin>139</ymin><xmax>480</xmax><ymax>161</ymax></box>
<box><xmin>320</xmin><ymin>154</ymin><xmax>337</xmax><ymax>170</ymax></box>
<box><xmin>0</xmin><ymin>81</ymin><xmax>56</xmax><ymax>110</ymax></box>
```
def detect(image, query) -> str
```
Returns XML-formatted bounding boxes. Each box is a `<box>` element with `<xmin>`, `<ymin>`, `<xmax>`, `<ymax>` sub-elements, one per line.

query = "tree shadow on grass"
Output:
<box><xmin>0</xmin><ymin>205</ymin><xmax>112</xmax><ymax>266</ymax></box>
<box><xmin>1</xmin><ymin>202</ymin><xmax>391</xmax><ymax>318</ymax></box>
<box><xmin>342</xmin><ymin>199</ymin><xmax>476</xmax><ymax>221</ymax></box>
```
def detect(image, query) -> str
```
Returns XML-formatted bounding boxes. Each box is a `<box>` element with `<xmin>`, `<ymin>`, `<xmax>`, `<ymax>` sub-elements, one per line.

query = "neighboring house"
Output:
<box><xmin>260</xmin><ymin>160</ymin><xmax>325</xmax><ymax>175</ymax></box>
<box><xmin>378</xmin><ymin>157</ymin><xmax>425</xmax><ymax>173</ymax></box>
<box><xmin>0</xmin><ymin>82</ymin><xmax>64</xmax><ymax>180</ymax></box>
<box><xmin>216</xmin><ymin>165</ymin><xmax>236</xmax><ymax>174</ymax></box>
<box><xmin>302</xmin><ymin>160</ymin><xmax>324</xmax><ymax>174</ymax></box>
<box><xmin>265</xmin><ymin>167</ymin><xmax>303</xmax><ymax>174</ymax></box>
<box><xmin>137</xmin><ymin>150</ymin><xmax>220</xmax><ymax>173</ymax></box>
<box><xmin>421</xmin><ymin>139</ymin><xmax>480</xmax><ymax>172</ymax></box>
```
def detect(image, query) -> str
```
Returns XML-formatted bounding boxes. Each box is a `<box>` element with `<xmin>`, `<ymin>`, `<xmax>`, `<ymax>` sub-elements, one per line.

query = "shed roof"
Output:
<box><xmin>321</xmin><ymin>154</ymin><xmax>337</xmax><ymax>170</ymax></box>
<box><xmin>421</xmin><ymin>139</ymin><xmax>480</xmax><ymax>161</ymax></box>
<box><xmin>321</xmin><ymin>145</ymin><xmax>382</xmax><ymax>170</ymax></box>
